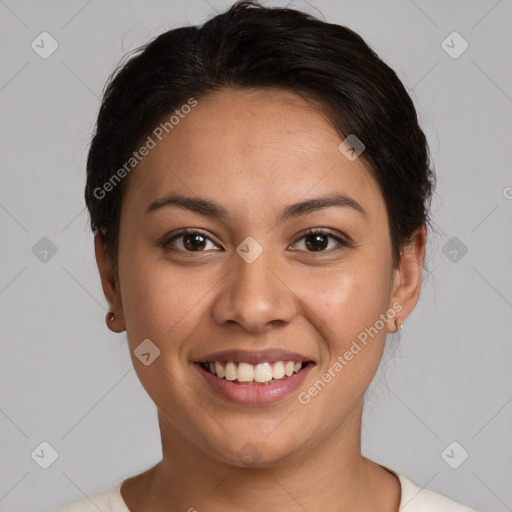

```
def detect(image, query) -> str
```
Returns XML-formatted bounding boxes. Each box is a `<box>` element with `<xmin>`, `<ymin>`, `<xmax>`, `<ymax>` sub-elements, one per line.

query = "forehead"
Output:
<box><xmin>124</xmin><ymin>87</ymin><xmax>386</xmax><ymax>223</ymax></box>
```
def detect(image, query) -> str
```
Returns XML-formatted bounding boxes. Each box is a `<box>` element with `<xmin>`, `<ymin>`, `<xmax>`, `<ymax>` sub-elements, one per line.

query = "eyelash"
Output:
<box><xmin>160</xmin><ymin>228</ymin><xmax>349</xmax><ymax>254</ymax></box>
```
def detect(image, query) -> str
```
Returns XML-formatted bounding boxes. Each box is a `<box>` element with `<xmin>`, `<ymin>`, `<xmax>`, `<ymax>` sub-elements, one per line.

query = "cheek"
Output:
<box><xmin>298</xmin><ymin>254</ymin><xmax>392</xmax><ymax>363</ymax></box>
<box><xmin>308</xmin><ymin>257</ymin><xmax>391</xmax><ymax>320</ymax></box>
<box><xmin>118</xmin><ymin>241</ymin><xmax>206</xmax><ymax>348</ymax></box>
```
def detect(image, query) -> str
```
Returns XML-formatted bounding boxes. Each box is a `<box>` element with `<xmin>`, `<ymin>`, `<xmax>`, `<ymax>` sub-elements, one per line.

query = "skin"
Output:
<box><xmin>95</xmin><ymin>87</ymin><xmax>426</xmax><ymax>512</ymax></box>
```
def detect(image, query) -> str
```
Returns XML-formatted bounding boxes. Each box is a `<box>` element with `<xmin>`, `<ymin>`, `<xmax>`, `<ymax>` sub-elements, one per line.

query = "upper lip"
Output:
<box><xmin>196</xmin><ymin>348</ymin><xmax>314</xmax><ymax>364</ymax></box>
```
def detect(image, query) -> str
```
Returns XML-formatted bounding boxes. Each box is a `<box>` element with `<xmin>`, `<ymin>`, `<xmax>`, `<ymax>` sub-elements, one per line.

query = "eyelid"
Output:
<box><xmin>162</xmin><ymin>228</ymin><xmax>221</xmax><ymax>249</ymax></box>
<box><xmin>299</xmin><ymin>227</ymin><xmax>349</xmax><ymax>243</ymax></box>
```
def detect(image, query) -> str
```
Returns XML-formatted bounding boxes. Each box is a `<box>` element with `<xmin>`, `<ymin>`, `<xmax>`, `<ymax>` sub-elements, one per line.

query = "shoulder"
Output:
<box><xmin>385</xmin><ymin>466</ymin><xmax>479</xmax><ymax>511</ymax></box>
<box><xmin>54</xmin><ymin>480</ymin><xmax>128</xmax><ymax>512</ymax></box>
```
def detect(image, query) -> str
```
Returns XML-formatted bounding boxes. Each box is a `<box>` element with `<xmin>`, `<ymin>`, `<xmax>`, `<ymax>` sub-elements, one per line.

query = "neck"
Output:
<box><xmin>123</xmin><ymin>403</ymin><xmax>400</xmax><ymax>512</ymax></box>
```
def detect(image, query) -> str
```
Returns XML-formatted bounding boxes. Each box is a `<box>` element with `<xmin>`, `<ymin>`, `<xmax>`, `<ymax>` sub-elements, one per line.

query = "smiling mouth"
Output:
<box><xmin>198</xmin><ymin>360</ymin><xmax>314</xmax><ymax>385</ymax></box>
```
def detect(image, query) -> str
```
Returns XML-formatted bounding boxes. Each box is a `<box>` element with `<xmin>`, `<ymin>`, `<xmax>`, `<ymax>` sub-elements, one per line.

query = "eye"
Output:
<box><xmin>292</xmin><ymin>228</ymin><xmax>348</xmax><ymax>253</ymax></box>
<box><xmin>160</xmin><ymin>228</ymin><xmax>349</xmax><ymax>254</ymax></box>
<box><xmin>162</xmin><ymin>229</ymin><xmax>220</xmax><ymax>252</ymax></box>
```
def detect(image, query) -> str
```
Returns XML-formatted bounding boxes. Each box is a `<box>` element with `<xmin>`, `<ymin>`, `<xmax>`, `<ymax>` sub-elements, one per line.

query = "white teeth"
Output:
<box><xmin>272</xmin><ymin>361</ymin><xmax>285</xmax><ymax>379</ymax></box>
<box><xmin>284</xmin><ymin>361</ymin><xmax>295</xmax><ymax>377</ymax></box>
<box><xmin>237</xmin><ymin>362</ymin><xmax>254</xmax><ymax>382</ymax></box>
<box><xmin>203</xmin><ymin>360</ymin><xmax>304</xmax><ymax>383</ymax></box>
<box><xmin>214</xmin><ymin>361</ymin><xmax>225</xmax><ymax>378</ymax></box>
<box><xmin>254</xmin><ymin>362</ymin><xmax>273</xmax><ymax>383</ymax></box>
<box><xmin>225</xmin><ymin>361</ymin><xmax>237</xmax><ymax>381</ymax></box>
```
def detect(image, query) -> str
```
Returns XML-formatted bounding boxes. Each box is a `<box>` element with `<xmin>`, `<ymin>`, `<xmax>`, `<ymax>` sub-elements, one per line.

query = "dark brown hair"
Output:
<box><xmin>85</xmin><ymin>0</ymin><xmax>435</xmax><ymax>272</ymax></box>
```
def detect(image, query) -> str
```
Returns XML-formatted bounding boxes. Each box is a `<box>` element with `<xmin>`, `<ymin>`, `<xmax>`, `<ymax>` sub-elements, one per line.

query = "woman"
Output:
<box><xmin>56</xmin><ymin>1</ymin><xmax>478</xmax><ymax>510</ymax></box>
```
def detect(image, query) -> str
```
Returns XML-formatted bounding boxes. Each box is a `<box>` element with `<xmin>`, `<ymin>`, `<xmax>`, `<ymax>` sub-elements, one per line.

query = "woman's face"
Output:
<box><xmin>97</xmin><ymin>87</ymin><xmax>425</xmax><ymax>467</ymax></box>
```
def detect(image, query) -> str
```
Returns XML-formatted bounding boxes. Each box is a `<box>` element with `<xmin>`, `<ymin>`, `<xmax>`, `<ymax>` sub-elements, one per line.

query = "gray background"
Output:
<box><xmin>1</xmin><ymin>0</ymin><xmax>511</xmax><ymax>511</ymax></box>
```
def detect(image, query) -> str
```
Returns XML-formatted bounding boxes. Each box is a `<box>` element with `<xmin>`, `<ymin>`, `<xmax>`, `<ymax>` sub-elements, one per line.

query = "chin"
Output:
<box><xmin>204</xmin><ymin>433</ymin><xmax>304</xmax><ymax>470</ymax></box>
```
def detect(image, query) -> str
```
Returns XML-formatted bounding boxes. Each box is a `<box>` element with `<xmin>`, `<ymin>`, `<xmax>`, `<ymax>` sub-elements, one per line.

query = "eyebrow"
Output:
<box><xmin>145</xmin><ymin>192</ymin><xmax>368</xmax><ymax>222</ymax></box>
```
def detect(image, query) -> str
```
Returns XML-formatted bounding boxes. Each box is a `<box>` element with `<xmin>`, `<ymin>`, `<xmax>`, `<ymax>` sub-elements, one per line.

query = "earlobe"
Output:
<box><xmin>105</xmin><ymin>310</ymin><xmax>125</xmax><ymax>333</ymax></box>
<box><xmin>94</xmin><ymin>233</ymin><xmax>125</xmax><ymax>332</ymax></box>
<box><xmin>388</xmin><ymin>226</ymin><xmax>427</xmax><ymax>332</ymax></box>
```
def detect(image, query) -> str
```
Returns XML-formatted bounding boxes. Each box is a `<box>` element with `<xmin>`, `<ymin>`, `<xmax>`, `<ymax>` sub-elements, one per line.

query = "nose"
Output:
<box><xmin>211</xmin><ymin>246</ymin><xmax>298</xmax><ymax>334</ymax></box>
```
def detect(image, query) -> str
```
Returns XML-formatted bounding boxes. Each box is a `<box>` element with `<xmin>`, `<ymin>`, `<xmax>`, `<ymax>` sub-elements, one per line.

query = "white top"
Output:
<box><xmin>54</xmin><ymin>465</ymin><xmax>479</xmax><ymax>511</ymax></box>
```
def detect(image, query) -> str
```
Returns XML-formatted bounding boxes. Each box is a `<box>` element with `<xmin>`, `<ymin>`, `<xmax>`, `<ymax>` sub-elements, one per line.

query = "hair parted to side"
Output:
<box><xmin>85</xmin><ymin>0</ymin><xmax>436</xmax><ymax>273</ymax></box>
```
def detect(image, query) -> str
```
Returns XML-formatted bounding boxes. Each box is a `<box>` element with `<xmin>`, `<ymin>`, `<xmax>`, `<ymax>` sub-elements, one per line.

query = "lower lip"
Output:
<box><xmin>195</xmin><ymin>362</ymin><xmax>314</xmax><ymax>406</ymax></box>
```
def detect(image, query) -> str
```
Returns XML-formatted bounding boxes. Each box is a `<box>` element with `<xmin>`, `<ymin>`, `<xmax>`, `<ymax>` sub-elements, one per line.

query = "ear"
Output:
<box><xmin>94</xmin><ymin>233</ymin><xmax>125</xmax><ymax>333</ymax></box>
<box><xmin>387</xmin><ymin>226</ymin><xmax>427</xmax><ymax>332</ymax></box>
